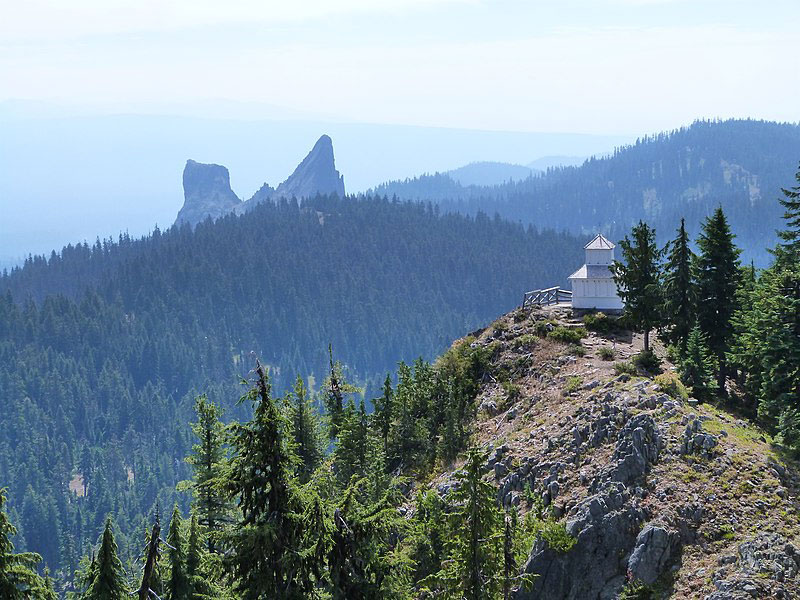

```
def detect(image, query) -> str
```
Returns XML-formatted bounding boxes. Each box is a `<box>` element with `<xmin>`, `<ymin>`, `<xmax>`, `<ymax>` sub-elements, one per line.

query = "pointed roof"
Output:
<box><xmin>584</xmin><ymin>233</ymin><xmax>615</xmax><ymax>250</ymax></box>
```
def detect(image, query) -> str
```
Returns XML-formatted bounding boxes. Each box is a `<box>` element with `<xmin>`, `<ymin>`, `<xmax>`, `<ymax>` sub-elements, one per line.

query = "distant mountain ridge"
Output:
<box><xmin>447</xmin><ymin>161</ymin><xmax>536</xmax><ymax>186</ymax></box>
<box><xmin>371</xmin><ymin>120</ymin><xmax>800</xmax><ymax>264</ymax></box>
<box><xmin>175</xmin><ymin>134</ymin><xmax>345</xmax><ymax>226</ymax></box>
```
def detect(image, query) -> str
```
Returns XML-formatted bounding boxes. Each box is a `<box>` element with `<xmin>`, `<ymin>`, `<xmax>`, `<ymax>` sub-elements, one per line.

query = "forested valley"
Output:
<box><xmin>371</xmin><ymin>119</ymin><xmax>800</xmax><ymax>264</ymax></box>
<box><xmin>0</xmin><ymin>194</ymin><xmax>583</xmax><ymax>590</ymax></box>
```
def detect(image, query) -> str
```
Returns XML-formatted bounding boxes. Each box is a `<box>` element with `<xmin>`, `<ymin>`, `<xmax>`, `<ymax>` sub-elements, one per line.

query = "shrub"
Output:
<box><xmin>633</xmin><ymin>349</ymin><xmax>662</xmax><ymax>374</ymax></box>
<box><xmin>501</xmin><ymin>380</ymin><xmax>521</xmax><ymax>403</ymax></box>
<box><xmin>567</xmin><ymin>344</ymin><xmax>586</xmax><ymax>357</ymax></box>
<box><xmin>653</xmin><ymin>372</ymin><xmax>688</xmax><ymax>400</ymax></box>
<box><xmin>582</xmin><ymin>311</ymin><xmax>620</xmax><ymax>334</ymax></box>
<box><xmin>519</xmin><ymin>509</ymin><xmax>576</xmax><ymax>554</ymax></box>
<box><xmin>512</xmin><ymin>334</ymin><xmax>538</xmax><ymax>352</ymax></box>
<box><xmin>619</xmin><ymin>581</ymin><xmax>654</xmax><ymax>600</ymax></box>
<box><xmin>548</xmin><ymin>326</ymin><xmax>587</xmax><ymax>344</ymax></box>
<box><xmin>598</xmin><ymin>346</ymin><xmax>615</xmax><ymax>361</ymax></box>
<box><xmin>533</xmin><ymin>320</ymin><xmax>557</xmax><ymax>337</ymax></box>
<box><xmin>614</xmin><ymin>361</ymin><xmax>637</xmax><ymax>376</ymax></box>
<box><xmin>565</xmin><ymin>376</ymin><xmax>583</xmax><ymax>394</ymax></box>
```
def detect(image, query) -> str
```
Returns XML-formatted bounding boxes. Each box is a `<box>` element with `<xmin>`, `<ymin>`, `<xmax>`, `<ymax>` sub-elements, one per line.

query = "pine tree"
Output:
<box><xmin>333</xmin><ymin>398</ymin><xmax>370</xmax><ymax>486</ymax></box>
<box><xmin>185</xmin><ymin>395</ymin><xmax>230</xmax><ymax>553</ymax></box>
<box><xmin>661</xmin><ymin>218</ymin><xmax>696</xmax><ymax>354</ymax></box>
<box><xmin>679</xmin><ymin>326</ymin><xmax>718</xmax><ymax>401</ymax></box>
<box><xmin>372</xmin><ymin>374</ymin><xmax>394</xmax><ymax>457</ymax></box>
<box><xmin>775</xmin><ymin>163</ymin><xmax>800</xmax><ymax>264</ymax></box>
<box><xmin>424</xmin><ymin>447</ymin><xmax>503</xmax><ymax>600</ymax></box>
<box><xmin>695</xmin><ymin>207</ymin><xmax>741</xmax><ymax>390</ymax></box>
<box><xmin>166</xmin><ymin>506</ymin><xmax>191</xmax><ymax>600</ymax></box>
<box><xmin>85</xmin><ymin>517</ymin><xmax>127</xmax><ymax>600</ymax></box>
<box><xmin>0</xmin><ymin>488</ymin><xmax>45</xmax><ymax>600</ymax></box>
<box><xmin>289</xmin><ymin>375</ymin><xmax>324</xmax><ymax>484</ymax></box>
<box><xmin>328</xmin><ymin>479</ymin><xmax>410</xmax><ymax>600</ymax></box>
<box><xmin>611</xmin><ymin>221</ymin><xmax>662</xmax><ymax>352</ymax></box>
<box><xmin>225</xmin><ymin>360</ymin><xmax>311</xmax><ymax>599</ymax></box>
<box><xmin>324</xmin><ymin>345</ymin><xmax>345</xmax><ymax>440</ymax></box>
<box><xmin>186</xmin><ymin>515</ymin><xmax>200</xmax><ymax>580</ymax></box>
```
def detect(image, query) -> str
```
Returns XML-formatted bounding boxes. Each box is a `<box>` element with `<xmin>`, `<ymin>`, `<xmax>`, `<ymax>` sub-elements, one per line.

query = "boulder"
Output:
<box><xmin>627</xmin><ymin>524</ymin><xmax>680</xmax><ymax>585</ymax></box>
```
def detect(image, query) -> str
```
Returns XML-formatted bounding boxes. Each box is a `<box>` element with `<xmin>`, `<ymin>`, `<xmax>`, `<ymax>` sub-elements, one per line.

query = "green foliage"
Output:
<box><xmin>619</xmin><ymin>580</ymin><xmax>655</xmax><ymax>600</ymax></box>
<box><xmin>422</xmin><ymin>447</ymin><xmax>504</xmax><ymax>600</ymax></box>
<box><xmin>614</xmin><ymin>361</ymin><xmax>638</xmax><ymax>376</ymax></box>
<box><xmin>633</xmin><ymin>350</ymin><xmax>662</xmax><ymax>374</ymax></box>
<box><xmin>582</xmin><ymin>312</ymin><xmax>619</xmax><ymax>334</ymax></box>
<box><xmin>679</xmin><ymin>326</ymin><xmax>718</xmax><ymax>401</ymax></box>
<box><xmin>84</xmin><ymin>517</ymin><xmax>128</xmax><ymax>600</ymax></box>
<box><xmin>565</xmin><ymin>376</ymin><xmax>583</xmax><ymax>394</ymax></box>
<box><xmin>520</xmin><ymin>511</ymin><xmax>576</xmax><ymax>554</ymax></box>
<box><xmin>547</xmin><ymin>326</ymin><xmax>586</xmax><ymax>344</ymax></box>
<box><xmin>611</xmin><ymin>221</ymin><xmax>662</xmax><ymax>351</ymax></box>
<box><xmin>289</xmin><ymin>376</ymin><xmax>324</xmax><ymax>484</ymax></box>
<box><xmin>166</xmin><ymin>506</ymin><xmax>191</xmax><ymax>600</ymax></box>
<box><xmin>775</xmin><ymin>163</ymin><xmax>800</xmax><ymax>264</ymax></box>
<box><xmin>0</xmin><ymin>488</ymin><xmax>47</xmax><ymax>600</ymax></box>
<box><xmin>567</xmin><ymin>343</ymin><xmax>587</xmax><ymax>357</ymax></box>
<box><xmin>224</xmin><ymin>362</ymin><xmax>312</xmax><ymax>599</ymax></box>
<box><xmin>653</xmin><ymin>372</ymin><xmax>688</xmax><ymax>400</ymax></box>
<box><xmin>598</xmin><ymin>346</ymin><xmax>616</xmax><ymax>361</ymax></box>
<box><xmin>661</xmin><ymin>218</ymin><xmax>696</xmax><ymax>353</ymax></box>
<box><xmin>184</xmin><ymin>395</ymin><xmax>230</xmax><ymax>553</ymax></box>
<box><xmin>695</xmin><ymin>207</ymin><xmax>741</xmax><ymax>388</ymax></box>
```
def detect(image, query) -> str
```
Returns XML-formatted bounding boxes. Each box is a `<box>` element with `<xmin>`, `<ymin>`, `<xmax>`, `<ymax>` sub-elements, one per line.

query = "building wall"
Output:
<box><xmin>585</xmin><ymin>248</ymin><xmax>614</xmax><ymax>265</ymax></box>
<box><xmin>571</xmin><ymin>278</ymin><xmax>624</xmax><ymax>310</ymax></box>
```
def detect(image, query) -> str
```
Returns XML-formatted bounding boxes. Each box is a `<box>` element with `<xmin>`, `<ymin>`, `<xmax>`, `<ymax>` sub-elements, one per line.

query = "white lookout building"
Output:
<box><xmin>568</xmin><ymin>234</ymin><xmax>624</xmax><ymax>313</ymax></box>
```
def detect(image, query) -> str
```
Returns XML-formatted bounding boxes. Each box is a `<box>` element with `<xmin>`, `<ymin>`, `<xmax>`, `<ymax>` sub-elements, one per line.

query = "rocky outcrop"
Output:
<box><xmin>514</xmin><ymin>412</ymin><xmax>668</xmax><ymax>600</ymax></box>
<box><xmin>273</xmin><ymin>134</ymin><xmax>345</xmax><ymax>200</ymax></box>
<box><xmin>175</xmin><ymin>160</ymin><xmax>241</xmax><ymax>226</ymax></box>
<box><xmin>708</xmin><ymin>533</ymin><xmax>800</xmax><ymax>599</ymax></box>
<box><xmin>175</xmin><ymin>135</ymin><xmax>345</xmax><ymax>226</ymax></box>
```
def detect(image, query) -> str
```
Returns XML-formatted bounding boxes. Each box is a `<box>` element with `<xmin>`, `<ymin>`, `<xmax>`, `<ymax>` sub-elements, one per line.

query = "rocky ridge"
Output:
<box><xmin>423</xmin><ymin>305</ymin><xmax>800</xmax><ymax>599</ymax></box>
<box><xmin>175</xmin><ymin>134</ymin><xmax>345</xmax><ymax>227</ymax></box>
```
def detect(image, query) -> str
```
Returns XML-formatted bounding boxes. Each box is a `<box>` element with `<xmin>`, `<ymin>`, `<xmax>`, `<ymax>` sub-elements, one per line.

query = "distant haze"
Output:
<box><xmin>0</xmin><ymin>106</ymin><xmax>630</xmax><ymax>261</ymax></box>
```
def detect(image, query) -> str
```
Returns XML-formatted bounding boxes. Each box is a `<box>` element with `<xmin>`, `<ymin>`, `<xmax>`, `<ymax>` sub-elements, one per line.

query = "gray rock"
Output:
<box><xmin>175</xmin><ymin>160</ymin><xmax>242</xmax><ymax>226</ymax></box>
<box><xmin>494</xmin><ymin>462</ymin><xmax>509</xmax><ymax>479</ymax></box>
<box><xmin>627</xmin><ymin>524</ymin><xmax>680</xmax><ymax>585</ymax></box>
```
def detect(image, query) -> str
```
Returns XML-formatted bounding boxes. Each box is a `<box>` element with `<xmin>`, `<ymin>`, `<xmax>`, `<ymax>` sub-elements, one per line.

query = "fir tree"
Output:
<box><xmin>328</xmin><ymin>479</ymin><xmax>410</xmax><ymax>600</ymax></box>
<box><xmin>166</xmin><ymin>506</ymin><xmax>190</xmax><ymax>600</ymax></box>
<box><xmin>695</xmin><ymin>207</ymin><xmax>741</xmax><ymax>390</ymax></box>
<box><xmin>85</xmin><ymin>517</ymin><xmax>127</xmax><ymax>600</ymax></box>
<box><xmin>333</xmin><ymin>398</ymin><xmax>370</xmax><ymax>486</ymax></box>
<box><xmin>424</xmin><ymin>447</ymin><xmax>503</xmax><ymax>600</ymax></box>
<box><xmin>775</xmin><ymin>163</ymin><xmax>800</xmax><ymax>264</ymax></box>
<box><xmin>0</xmin><ymin>488</ymin><xmax>45</xmax><ymax>600</ymax></box>
<box><xmin>661</xmin><ymin>218</ymin><xmax>696</xmax><ymax>354</ymax></box>
<box><xmin>372</xmin><ymin>374</ymin><xmax>394</xmax><ymax>457</ymax></box>
<box><xmin>611</xmin><ymin>221</ymin><xmax>662</xmax><ymax>352</ymax></box>
<box><xmin>289</xmin><ymin>375</ymin><xmax>324</xmax><ymax>484</ymax></box>
<box><xmin>185</xmin><ymin>396</ymin><xmax>230</xmax><ymax>553</ymax></box>
<box><xmin>680</xmin><ymin>326</ymin><xmax>718</xmax><ymax>401</ymax></box>
<box><xmin>225</xmin><ymin>360</ymin><xmax>311</xmax><ymax>599</ymax></box>
<box><xmin>324</xmin><ymin>346</ymin><xmax>345</xmax><ymax>440</ymax></box>
<box><xmin>186</xmin><ymin>515</ymin><xmax>200</xmax><ymax>580</ymax></box>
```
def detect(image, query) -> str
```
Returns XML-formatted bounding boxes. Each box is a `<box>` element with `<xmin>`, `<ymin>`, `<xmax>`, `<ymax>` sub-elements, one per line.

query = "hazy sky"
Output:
<box><xmin>2</xmin><ymin>0</ymin><xmax>799</xmax><ymax>134</ymax></box>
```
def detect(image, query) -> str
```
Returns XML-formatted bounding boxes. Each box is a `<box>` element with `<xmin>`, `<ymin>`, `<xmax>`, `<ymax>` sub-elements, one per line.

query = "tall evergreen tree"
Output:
<box><xmin>661</xmin><ymin>218</ymin><xmax>696</xmax><ymax>353</ymax></box>
<box><xmin>775</xmin><ymin>163</ymin><xmax>800</xmax><ymax>264</ymax></box>
<box><xmin>324</xmin><ymin>346</ymin><xmax>345</xmax><ymax>440</ymax></box>
<box><xmin>225</xmin><ymin>360</ymin><xmax>311</xmax><ymax>599</ymax></box>
<box><xmin>166</xmin><ymin>506</ymin><xmax>191</xmax><ymax>600</ymax></box>
<box><xmin>289</xmin><ymin>375</ymin><xmax>324</xmax><ymax>484</ymax></box>
<box><xmin>333</xmin><ymin>399</ymin><xmax>370</xmax><ymax>486</ymax></box>
<box><xmin>424</xmin><ymin>447</ymin><xmax>503</xmax><ymax>600</ymax></box>
<box><xmin>695</xmin><ymin>207</ymin><xmax>741</xmax><ymax>390</ymax></box>
<box><xmin>611</xmin><ymin>221</ymin><xmax>662</xmax><ymax>351</ymax></box>
<box><xmin>0</xmin><ymin>488</ymin><xmax>45</xmax><ymax>600</ymax></box>
<box><xmin>371</xmin><ymin>375</ymin><xmax>394</xmax><ymax>457</ymax></box>
<box><xmin>85</xmin><ymin>517</ymin><xmax>127</xmax><ymax>600</ymax></box>
<box><xmin>679</xmin><ymin>326</ymin><xmax>718</xmax><ymax>401</ymax></box>
<box><xmin>185</xmin><ymin>396</ymin><xmax>230</xmax><ymax>553</ymax></box>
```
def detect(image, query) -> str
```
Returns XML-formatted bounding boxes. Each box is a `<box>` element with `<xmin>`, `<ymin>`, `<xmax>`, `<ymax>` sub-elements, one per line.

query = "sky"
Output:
<box><xmin>2</xmin><ymin>0</ymin><xmax>799</xmax><ymax>135</ymax></box>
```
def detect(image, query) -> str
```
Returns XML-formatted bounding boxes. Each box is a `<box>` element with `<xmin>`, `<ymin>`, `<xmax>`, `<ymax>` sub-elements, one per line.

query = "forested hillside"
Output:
<box><xmin>372</xmin><ymin>119</ymin><xmax>800</xmax><ymax>264</ymax></box>
<box><xmin>0</xmin><ymin>195</ymin><xmax>583</xmax><ymax>583</ymax></box>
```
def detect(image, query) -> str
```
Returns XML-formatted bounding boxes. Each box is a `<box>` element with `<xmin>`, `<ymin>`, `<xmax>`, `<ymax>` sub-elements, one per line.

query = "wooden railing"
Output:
<box><xmin>522</xmin><ymin>286</ymin><xmax>572</xmax><ymax>308</ymax></box>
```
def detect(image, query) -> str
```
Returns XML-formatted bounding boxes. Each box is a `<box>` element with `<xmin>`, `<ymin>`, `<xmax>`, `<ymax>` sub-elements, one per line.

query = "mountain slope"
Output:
<box><xmin>0</xmin><ymin>196</ymin><xmax>583</xmax><ymax>578</ymax></box>
<box><xmin>447</xmin><ymin>161</ymin><xmax>536</xmax><ymax>186</ymax></box>
<box><xmin>422</xmin><ymin>305</ymin><xmax>800</xmax><ymax>599</ymax></box>
<box><xmin>372</xmin><ymin>120</ymin><xmax>800</xmax><ymax>264</ymax></box>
